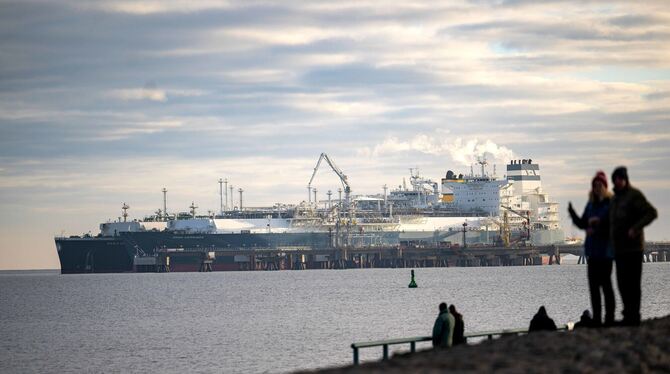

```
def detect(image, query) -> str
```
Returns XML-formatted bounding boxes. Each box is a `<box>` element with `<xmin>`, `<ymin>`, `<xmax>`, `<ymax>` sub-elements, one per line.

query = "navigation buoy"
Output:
<box><xmin>408</xmin><ymin>269</ymin><xmax>418</xmax><ymax>288</ymax></box>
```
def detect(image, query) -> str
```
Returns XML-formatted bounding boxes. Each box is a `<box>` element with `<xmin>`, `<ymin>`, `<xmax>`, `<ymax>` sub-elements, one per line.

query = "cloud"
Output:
<box><xmin>110</xmin><ymin>88</ymin><xmax>167</xmax><ymax>101</ymax></box>
<box><xmin>645</xmin><ymin>91</ymin><xmax>670</xmax><ymax>101</ymax></box>
<box><xmin>108</xmin><ymin>87</ymin><xmax>207</xmax><ymax>102</ymax></box>
<box><xmin>608</xmin><ymin>14</ymin><xmax>667</xmax><ymax>28</ymax></box>
<box><xmin>360</xmin><ymin>135</ymin><xmax>516</xmax><ymax>168</ymax></box>
<box><xmin>89</xmin><ymin>1</ymin><xmax>233</xmax><ymax>15</ymax></box>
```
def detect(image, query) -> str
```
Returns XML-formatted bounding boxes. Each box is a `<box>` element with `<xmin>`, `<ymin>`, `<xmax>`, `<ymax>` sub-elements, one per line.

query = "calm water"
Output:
<box><xmin>1</xmin><ymin>264</ymin><xmax>669</xmax><ymax>373</ymax></box>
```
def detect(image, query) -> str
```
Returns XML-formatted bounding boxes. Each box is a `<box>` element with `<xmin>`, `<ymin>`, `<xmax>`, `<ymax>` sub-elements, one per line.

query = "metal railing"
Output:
<box><xmin>351</xmin><ymin>325</ymin><xmax>569</xmax><ymax>365</ymax></box>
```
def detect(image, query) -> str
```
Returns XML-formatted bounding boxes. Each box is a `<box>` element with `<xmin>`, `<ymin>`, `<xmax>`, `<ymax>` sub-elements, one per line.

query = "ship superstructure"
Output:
<box><xmin>441</xmin><ymin>158</ymin><xmax>508</xmax><ymax>216</ymax></box>
<box><xmin>503</xmin><ymin>158</ymin><xmax>563</xmax><ymax>244</ymax></box>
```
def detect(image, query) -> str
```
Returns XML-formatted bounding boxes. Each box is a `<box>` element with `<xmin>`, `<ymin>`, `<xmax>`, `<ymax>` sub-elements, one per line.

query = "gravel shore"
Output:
<box><xmin>309</xmin><ymin>315</ymin><xmax>670</xmax><ymax>373</ymax></box>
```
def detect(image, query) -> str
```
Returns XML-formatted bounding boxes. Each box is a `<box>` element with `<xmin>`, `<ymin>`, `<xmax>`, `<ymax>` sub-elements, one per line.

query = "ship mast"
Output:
<box><xmin>218</xmin><ymin>178</ymin><xmax>224</xmax><ymax>215</ymax></box>
<box><xmin>224</xmin><ymin>178</ymin><xmax>228</xmax><ymax>212</ymax></box>
<box><xmin>189</xmin><ymin>201</ymin><xmax>198</xmax><ymax>218</ymax></box>
<box><xmin>162</xmin><ymin>188</ymin><xmax>168</xmax><ymax>221</ymax></box>
<box><xmin>121</xmin><ymin>203</ymin><xmax>129</xmax><ymax>222</ymax></box>
<box><xmin>477</xmin><ymin>155</ymin><xmax>488</xmax><ymax>178</ymax></box>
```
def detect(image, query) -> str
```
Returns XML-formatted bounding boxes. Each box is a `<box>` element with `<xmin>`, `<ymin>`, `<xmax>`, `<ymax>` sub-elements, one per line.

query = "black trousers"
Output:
<box><xmin>615</xmin><ymin>252</ymin><xmax>643</xmax><ymax>324</ymax></box>
<box><xmin>587</xmin><ymin>258</ymin><xmax>615</xmax><ymax>324</ymax></box>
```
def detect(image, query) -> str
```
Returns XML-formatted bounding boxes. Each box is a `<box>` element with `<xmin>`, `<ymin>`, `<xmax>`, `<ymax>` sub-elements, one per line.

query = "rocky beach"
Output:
<box><xmin>311</xmin><ymin>315</ymin><xmax>670</xmax><ymax>373</ymax></box>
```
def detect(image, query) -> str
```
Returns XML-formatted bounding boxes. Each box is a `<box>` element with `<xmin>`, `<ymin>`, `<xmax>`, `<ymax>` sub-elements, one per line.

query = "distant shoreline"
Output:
<box><xmin>0</xmin><ymin>268</ymin><xmax>60</xmax><ymax>274</ymax></box>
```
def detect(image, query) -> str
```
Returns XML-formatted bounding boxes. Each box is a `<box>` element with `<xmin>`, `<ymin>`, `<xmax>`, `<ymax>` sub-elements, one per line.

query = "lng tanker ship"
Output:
<box><xmin>55</xmin><ymin>157</ymin><xmax>564</xmax><ymax>273</ymax></box>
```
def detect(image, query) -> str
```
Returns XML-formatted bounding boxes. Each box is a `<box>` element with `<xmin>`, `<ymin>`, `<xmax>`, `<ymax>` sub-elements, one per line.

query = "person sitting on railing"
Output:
<box><xmin>432</xmin><ymin>302</ymin><xmax>455</xmax><ymax>348</ymax></box>
<box><xmin>529</xmin><ymin>306</ymin><xmax>557</xmax><ymax>332</ymax></box>
<box><xmin>449</xmin><ymin>304</ymin><xmax>465</xmax><ymax>345</ymax></box>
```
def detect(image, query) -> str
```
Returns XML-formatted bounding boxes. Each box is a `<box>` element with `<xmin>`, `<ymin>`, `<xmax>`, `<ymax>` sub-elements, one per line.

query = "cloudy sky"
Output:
<box><xmin>1</xmin><ymin>0</ymin><xmax>669</xmax><ymax>269</ymax></box>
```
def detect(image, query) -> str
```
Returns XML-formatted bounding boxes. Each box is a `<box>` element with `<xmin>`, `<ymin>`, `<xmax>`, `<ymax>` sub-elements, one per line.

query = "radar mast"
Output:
<box><xmin>121</xmin><ymin>203</ymin><xmax>129</xmax><ymax>222</ymax></box>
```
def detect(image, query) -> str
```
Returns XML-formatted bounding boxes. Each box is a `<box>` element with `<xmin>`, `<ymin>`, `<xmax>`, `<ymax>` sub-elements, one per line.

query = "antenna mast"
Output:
<box><xmin>224</xmin><ymin>178</ymin><xmax>228</xmax><ymax>211</ymax></box>
<box><xmin>218</xmin><ymin>178</ymin><xmax>224</xmax><ymax>215</ymax></box>
<box><xmin>162</xmin><ymin>188</ymin><xmax>168</xmax><ymax>221</ymax></box>
<box><xmin>121</xmin><ymin>203</ymin><xmax>129</xmax><ymax>222</ymax></box>
<box><xmin>477</xmin><ymin>155</ymin><xmax>488</xmax><ymax>177</ymax></box>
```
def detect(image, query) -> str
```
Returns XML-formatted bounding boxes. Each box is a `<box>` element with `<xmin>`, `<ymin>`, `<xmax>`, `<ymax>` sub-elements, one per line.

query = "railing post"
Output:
<box><xmin>383</xmin><ymin>344</ymin><xmax>389</xmax><ymax>360</ymax></box>
<box><xmin>410</xmin><ymin>341</ymin><xmax>416</xmax><ymax>353</ymax></box>
<box><xmin>488</xmin><ymin>334</ymin><xmax>493</xmax><ymax>340</ymax></box>
<box><xmin>353</xmin><ymin>347</ymin><xmax>359</xmax><ymax>365</ymax></box>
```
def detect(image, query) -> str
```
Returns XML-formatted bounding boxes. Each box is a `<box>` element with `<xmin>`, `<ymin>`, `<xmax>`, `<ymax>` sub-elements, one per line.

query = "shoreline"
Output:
<box><xmin>307</xmin><ymin>315</ymin><xmax>670</xmax><ymax>373</ymax></box>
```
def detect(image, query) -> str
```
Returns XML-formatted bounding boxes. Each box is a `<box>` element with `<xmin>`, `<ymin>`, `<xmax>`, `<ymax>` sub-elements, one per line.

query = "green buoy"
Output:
<box><xmin>408</xmin><ymin>269</ymin><xmax>418</xmax><ymax>288</ymax></box>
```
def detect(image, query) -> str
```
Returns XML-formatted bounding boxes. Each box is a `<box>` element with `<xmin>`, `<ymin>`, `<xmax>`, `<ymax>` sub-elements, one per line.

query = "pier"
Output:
<box><xmin>137</xmin><ymin>242</ymin><xmax>670</xmax><ymax>272</ymax></box>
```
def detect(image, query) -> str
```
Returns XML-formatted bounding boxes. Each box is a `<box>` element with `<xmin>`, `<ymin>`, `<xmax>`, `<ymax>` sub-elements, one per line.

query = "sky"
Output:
<box><xmin>1</xmin><ymin>0</ymin><xmax>669</xmax><ymax>270</ymax></box>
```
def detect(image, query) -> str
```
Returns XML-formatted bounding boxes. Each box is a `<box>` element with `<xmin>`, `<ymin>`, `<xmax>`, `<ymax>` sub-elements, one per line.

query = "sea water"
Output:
<box><xmin>1</xmin><ymin>264</ymin><xmax>669</xmax><ymax>373</ymax></box>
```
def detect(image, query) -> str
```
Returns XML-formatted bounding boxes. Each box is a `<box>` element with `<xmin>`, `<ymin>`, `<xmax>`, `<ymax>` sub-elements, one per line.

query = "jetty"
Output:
<box><xmin>141</xmin><ymin>242</ymin><xmax>670</xmax><ymax>272</ymax></box>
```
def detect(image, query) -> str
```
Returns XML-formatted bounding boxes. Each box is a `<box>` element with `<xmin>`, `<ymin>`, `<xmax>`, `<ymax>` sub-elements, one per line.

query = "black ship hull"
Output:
<box><xmin>56</xmin><ymin>237</ymin><xmax>132</xmax><ymax>274</ymax></box>
<box><xmin>55</xmin><ymin>231</ymin><xmax>337</xmax><ymax>274</ymax></box>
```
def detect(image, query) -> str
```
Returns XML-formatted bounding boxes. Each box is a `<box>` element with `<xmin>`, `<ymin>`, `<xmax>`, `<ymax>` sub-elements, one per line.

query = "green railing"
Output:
<box><xmin>351</xmin><ymin>325</ymin><xmax>570</xmax><ymax>365</ymax></box>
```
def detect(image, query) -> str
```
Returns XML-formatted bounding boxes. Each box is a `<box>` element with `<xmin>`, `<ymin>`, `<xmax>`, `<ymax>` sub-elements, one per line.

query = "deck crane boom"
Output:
<box><xmin>307</xmin><ymin>153</ymin><xmax>351</xmax><ymax>208</ymax></box>
<box><xmin>501</xmin><ymin>205</ymin><xmax>532</xmax><ymax>245</ymax></box>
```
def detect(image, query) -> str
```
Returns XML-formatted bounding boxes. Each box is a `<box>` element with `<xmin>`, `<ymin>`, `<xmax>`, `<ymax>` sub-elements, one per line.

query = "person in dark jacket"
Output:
<box><xmin>529</xmin><ymin>306</ymin><xmax>557</xmax><ymax>332</ymax></box>
<box><xmin>574</xmin><ymin>310</ymin><xmax>594</xmax><ymax>329</ymax></box>
<box><xmin>448</xmin><ymin>304</ymin><xmax>465</xmax><ymax>345</ymax></box>
<box><xmin>609</xmin><ymin>166</ymin><xmax>657</xmax><ymax>326</ymax></box>
<box><xmin>568</xmin><ymin>170</ymin><xmax>615</xmax><ymax>326</ymax></box>
<box><xmin>432</xmin><ymin>302</ymin><xmax>455</xmax><ymax>348</ymax></box>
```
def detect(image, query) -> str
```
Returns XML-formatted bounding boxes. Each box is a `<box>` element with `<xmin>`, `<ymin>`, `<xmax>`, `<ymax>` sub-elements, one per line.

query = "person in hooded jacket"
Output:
<box><xmin>449</xmin><ymin>304</ymin><xmax>465</xmax><ymax>345</ymax></box>
<box><xmin>432</xmin><ymin>302</ymin><xmax>455</xmax><ymax>348</ymax></box>
<box><xmin>609</xmin><ymin>166</ymin><xmax>657</xmax><ymax>326</ymax></box>
<box><xmin>529</xmin><ymin>306</ymin><xmax>557</xmax><ymax>332</ymax></box>
<box><xmin>568</xmin><ymin>170</ymin><xmax>615</xmax><ymax>326</ymax></box>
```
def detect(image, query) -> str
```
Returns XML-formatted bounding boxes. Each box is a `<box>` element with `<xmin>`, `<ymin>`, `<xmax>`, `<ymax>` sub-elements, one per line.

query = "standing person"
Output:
<box><xmin>528</xmin><ymin>306</ymin><xmax>557</xmax><ymax>332</ymax></box>
<box><xmin>449</xmin><ymin>305</ymin><xmax>465</xmax><ymax>345</ymax></box>
<box><xmin>432</xmin><ymin>302</ymin><xmax>455</xmax><ymax>348</ymax></box>
<box><xmin>568</xmin><ymin>170</ymin><xmax>615</xmax><ymax>326</ymax></box>
<box><xmin>610</xmin><ymin>166</ymin><xmax>657</xmax><ymax>326</ymax></box>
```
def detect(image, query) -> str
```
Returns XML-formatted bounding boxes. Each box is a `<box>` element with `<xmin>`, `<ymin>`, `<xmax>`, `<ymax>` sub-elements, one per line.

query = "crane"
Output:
<box><xmin>501</xmin><ymin>205</ymin><xmax>532</xmax><ymax>245</ymax></box>
<box><xmin>307</xmin><ymin>153</ymin><xmax>351</xmax><ymax>210</ymax></box>
<box><xmin>481</xmin><ymin>213</ymin><xmax>510</xmax><ymax>247</ymax></box>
